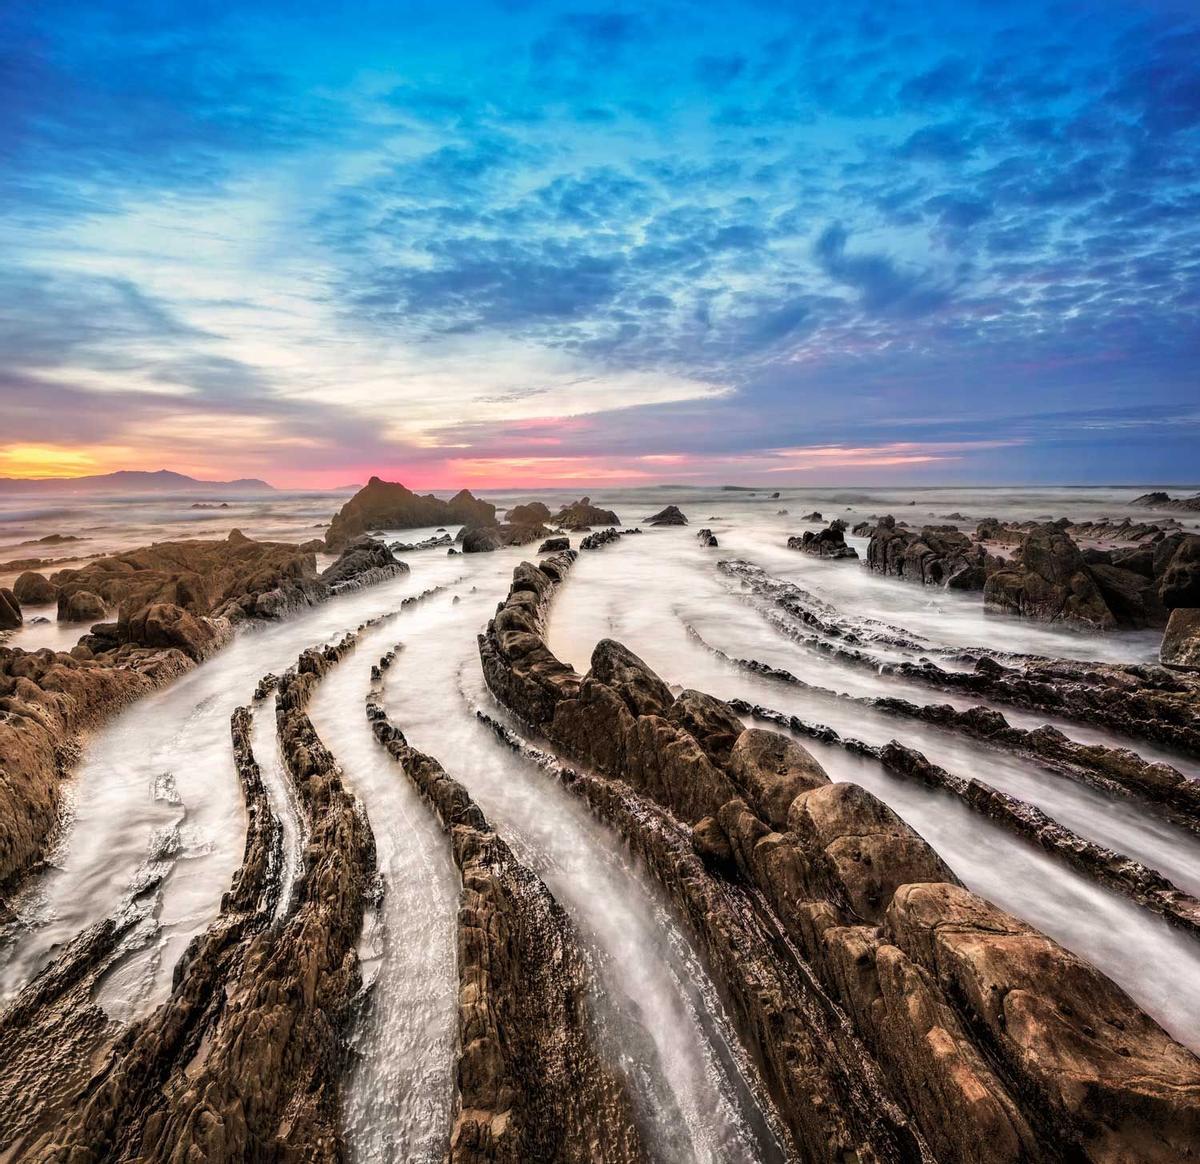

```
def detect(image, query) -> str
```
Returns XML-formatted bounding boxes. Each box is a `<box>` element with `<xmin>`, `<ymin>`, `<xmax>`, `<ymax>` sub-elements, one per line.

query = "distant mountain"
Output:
<box><xmin>0</xmin><ymin>469</ymin><xmax>276</xmax><ymax>495</ymax></box>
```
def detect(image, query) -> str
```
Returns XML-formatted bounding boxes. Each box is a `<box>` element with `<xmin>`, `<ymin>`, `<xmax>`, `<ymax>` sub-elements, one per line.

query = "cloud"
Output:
<box><xmin>812</xmin><ymin>223</ymin><xmax>951</xmax><ymax>316</ymax></box>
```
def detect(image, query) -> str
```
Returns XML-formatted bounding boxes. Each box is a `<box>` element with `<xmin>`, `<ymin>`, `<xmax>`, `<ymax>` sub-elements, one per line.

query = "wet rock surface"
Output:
<box><xmin>480</xmin><ymin>553</ymin><xmax>1200</xmax><ymax>1164</ymax></box>
<box><xmin>643</xmin><ymin>505</ymin><xmax>688</xmax><ymax>526</ymax></box>
<box><xmin>366</xmin><ymin>654</ymin><xmax>649</xmax><ymax>1163</ymax></box>
<box><xmin>1132</xmin><ymin>490</ymin><xmax>1200</xmax><ymax>512</ymax></box>
<box><xmin>867</xmin><ymin>517</ymin><xmax>999</xmax><ymax>589</ymax></box>
<box><xmin>1162</xmin><ymin>607</ymin><xmax>1200</xmax><ymax>671</ymax></box>
<box><xmin>325</xmin><ymin>476</ymin><xmax>496</xmax><ymax>547</ymax></box>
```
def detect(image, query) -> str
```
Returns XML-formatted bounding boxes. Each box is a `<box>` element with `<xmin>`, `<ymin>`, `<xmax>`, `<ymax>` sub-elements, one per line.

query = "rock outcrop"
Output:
<box><xmin>867</xmin><ymin>517</ymin><xmax>998</xmax><ymax>589</ymax></box>
<box><xmin>479</xmin><ymin>553</ymin><xmax>1200</xmax><ymax>1163</ymax></box>
<box><xmin>366</xmin><ymin>654</ymin><xmax>648</xmax><ymax>1163</ymax></box>
<box><xmin>538</xmin><ymin>536</ymin><xmax>570</xmax><ymax>554</ymax></box>
<box><xmin>0</xmin><ymin>589</ymin><xmax>20</xmax><ymax>630</ymax></box>
<box><xmin>1132</xmin><ymin>490</ymin><xmax>1200</xmax><ymax>512</ymax></box>
<box><xmin>787</xmin><ymin>521</ymin><xmax>858</xmax><ymax>560</ymax></box>
<box><xmin>505</xmin><ymin>501</ymin><xmax>552</xmax><ymax>526</ymax></box>
<box><xmin>553</xmin><ymin>497</ymin><xmax>620</xmax><ymax>530</ymax></box>
<box><xmin>325</xmin><ymin>476</ymin><xmax>496</xmax><ymax>547</ymax></box>
<box><xmin>696</xmin><ymin>528</ymin><xmax>718</xmax><ymax>548</ymax></box>
<box><xmin>643</xmin><ymin>505</ymin><xmax>687</xmax><ymax>526</ymax></box>
<box><xmin>984</xmin><ymin>523</ymin><xmax>1118</xmax><ymax>629</ymax></box>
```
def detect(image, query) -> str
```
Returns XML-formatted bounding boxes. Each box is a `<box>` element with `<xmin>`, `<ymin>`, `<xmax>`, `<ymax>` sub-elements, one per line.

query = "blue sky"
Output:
<box><xmin>1</xmin><ymin>0</ymin><xmax>1197</xmax><ymax>487</ymax></box>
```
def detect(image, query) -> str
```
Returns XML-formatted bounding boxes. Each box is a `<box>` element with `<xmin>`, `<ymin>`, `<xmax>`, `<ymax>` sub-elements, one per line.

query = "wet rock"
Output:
<box><xmin>538</xmin><ymin>536</ymin><xmax>570</xmax><ymax>553</ymax></box>
<box><xmin>579</xmin><ymin>528</ymin><xmax>622</xmax><ymax>550</ymax></box>
<box><xmin>787</xmin><ymin>522</ymin><xmax>858</xmax><ymax>560</ymax></box>
<box><xmin>691</xmin><ymin>815</ymin><xmax>734</xmax><ymax>869</ymax></box>
<box><xmin>120</xmin><ymin>602</ymin><xmax>220</xmax><ymax>661</ymax></box>
<box><xmin>13</xmin><ymin>572</ymin><xmax>57</xmax><ymax>605</ymax></box>
<box><xmin>553</xmin><ymin>496</ymin><xmax>620</xmax><ymax>530</ymax></box>
<box><xmin>643</xmin><ymin>504</ymin><xmax>688</xmax><ymax>525</ymax></box>
<box><xmin>1161</xmin><ymin>608</ymin><xmax>1200</xmax><ymax>671</ymax></box>
<box><xmin>801</xmin><ymin>511</ymin><xmax>823</xmax><ymax>521</ymax></box>
<box><xmin>868</xmin><ymin>518</ymin><xmax>998</xmax><ymax>589</ymax></box>
<box><xmin>695</xmin><ymin>528</ymin><xmax>719</xmax><ymax>547</ymax></box>
<box><xmin>984</xmin><ymin>524</ymin><xmax>1117</xmax><ymax>628</ymax></box>
<box><xmin>58</xmin><ymin>589</ymin><xmax>106</xmax><ymax>623</ymax></box>
<box><xmin>320</xmin><ymin>534</ymin><xmax>409</xmax><ymax>591</ymax></box>
<box><xmin>589</xmin><ymin>639</ymin><xmax>674</xmax><ymax>717</ymax></box>
<box><xmin>0</xmin><ymin>589</ymin><xmax>19</xmax><ymax>630</ymax></box>
<box><xmin>390</xmin><ymin>532</ymin><xmax>452</xmax><ymax>552</ymax></box>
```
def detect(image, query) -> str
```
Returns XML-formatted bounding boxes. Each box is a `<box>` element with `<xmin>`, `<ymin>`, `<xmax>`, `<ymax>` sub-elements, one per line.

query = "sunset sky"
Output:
<box><xmin>2</xmin><ymin>0</ymin><xmax>1197</xmax><ymax>489</ymax></box>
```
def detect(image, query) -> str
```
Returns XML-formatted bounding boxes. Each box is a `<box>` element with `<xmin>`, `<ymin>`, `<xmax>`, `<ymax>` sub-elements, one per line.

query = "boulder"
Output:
<box><xmin>788</xmin><ymin>523</ymin><xmax>858</xmax><ymax>560</ymax></box>
<box><xmin>643</xmin><ymin>505</ymin><xmax>688</xmax><ymax>526</ymax></box>
<box><xmin>1161</xmin><ymin>608</ymin><xmax>1200</xmax><ymax>671</ymax></box>
<box><xmin>696</xmin><ymin>528</ymin><xmax>719</xmax><ymax>547</ymax></box>
<box><xmin>59</xmin><ymin>590</ymin><xmax>107</xmax><ymax>623</ymax></box>
<box><xmin>538</xmin><ymin>536</ymin><xmax>571</xmax><ymax>553</ymax></box>
<box><xmin>728</xmin><ymin>728</ymin><xmax>828</xmax><ymax>829</ymax></box>
<box><xmin>0</xmin><ymin>588</ymin><xmax>21</xmax><ymax>629</ymax></box>
<box><xmin>13</xmin><ymin>571</ymin><xmax>57</xmax><ymax>605</ymax></box>
<box><xmin>461</xmin><ymin>526</ymin><xmax>504</xmax><ymax>553</ymax></box>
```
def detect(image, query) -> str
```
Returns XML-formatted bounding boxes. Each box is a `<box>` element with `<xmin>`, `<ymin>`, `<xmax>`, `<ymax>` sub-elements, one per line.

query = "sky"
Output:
<box><xmin>1</xmin><ymin>0</ymin><xmax>1198</xmax><ymax>489</ymax></box>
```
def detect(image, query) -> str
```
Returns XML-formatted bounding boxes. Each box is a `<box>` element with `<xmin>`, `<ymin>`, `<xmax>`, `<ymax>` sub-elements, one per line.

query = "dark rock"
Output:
<box><xmin>320</xmin><ymin>535</ymin><xmax>409</xmax><ymax>591</ymax></box>
<box><xmin>1132</xmin><ymin>491</ymin><xmax>1200</xmax><ymax>512</ymax></box>
<box><xmin>643</xmin><ymin>505</ymin><xmax>688</xmax><ymax>526</ymax></box>
<box><xmin>462</xmin><ymin>526</ymin><xmax>503</xmax><ymax>553</ymax></box>
<box><xmin>1161</xmin><ymin>608</ymin><xmax>1200</xmax><ymax>671</ymax></box>
<box><xmin>868</xmin><ymin>521</ymin><xmax>997</xmax><ymax>589</ymax></box>
<box><xmin>800</xmin><ymin>511</ymin><xmax>822</xmax><ymax>521</ymax></box>
<box><xmin>554</xmin><ymin>496</ymin><xmax>620</xmax><ymax>530</ymax></box>
<box><xmin>984</xmin><ymin>524</ymin><xmax>1116</xmax><ymax>629</ymax></box>
<box><xmin>13</xmin><ymin>572</ymin><xmax>57</xmax><ymax>605</ymax></box>
<box><xmin>696</xmin><ymin>528</ymin><xmax>719</xmax><ymax>547</ymax></box>
<box><xmin>0</xmin><ymin>589</ymin><xmax>21</xmax><ymax>630</ymax></box>
<box><xmin>1159</xmin><ymin>535</ymin><xmax>1200</xmax><ymax>609</ymax></box>
<box><xmin>325</xmin><ymin>476</ymin><xmax>495</xmax><ymax>547</ymax></box>
<box><xmin>788</xmin><ymin>523</ymin><xmax>859</xmax><ymax>560</ymax></box>
<box><xmin>538</xmin><ymin>536</ymin><xmax>571</xmax><ymax>553</ymax></box>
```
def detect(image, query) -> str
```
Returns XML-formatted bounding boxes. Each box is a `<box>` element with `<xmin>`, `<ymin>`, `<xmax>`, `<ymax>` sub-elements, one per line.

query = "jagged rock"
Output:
<box><xmin>691</xmin><ymin>816</ymin><xmax>734</xmax><ymax>869</ymax></box>
<box><xmin>13</xmin><ymin>572</ymin><xmax>57</xmax><ymax>605</ymax></box>
<box><xmin>554</xmin><ymin>496</ymin><xmax>620</xmax><ymax>530</ymax></box>
<box><xmin>506</xmin><ymin>501</ymin><xmax>552</xmax><ymax>526</ymax></box>
<box><xmin>868</xmin><ymin>518</ymin><xmax>997</xmax><ymax>588</ymax></box>
<box><xmin>984</xmin><ymin>524</ymin><xmax>1116</xmax><ymax>629</ymax></box>
<box><xmin>320</xmin><ymin>535</ymin><xmax>408</xmax><ymax>590</ymax></box>
<box><xmin>851</xmin><ymin>521</ymin><xmax>872</xmax><ymax>536</ymax></box>
<box><xmin>325</xmin><ymin>476</ymin><xmax>496</xmax><ymax>547</ymax></box>
<box><xmin>643</xmin><ymin>504</ymin><xmax>688</xmax><ymax>525</ymax></box>
<box><xmin>538</xmin><ymin>536</ymin><xmax>570</xmax><ymax>553</ymax></box>
<box><xmin>1161</xmin><ymin>608</ymin><xmax>1200</xmax><ymax>671</ymax></box>
<box><xmin>0</xmin><ymin>589</ymin><xmax>20</xmax><ymax>630</ymax></box>
<box><xmin>589</xmin><ymin>639</ymin><xmax>674</xmax><ymax>717</ymax></box>
<box><xmin>389</xmin><ymin>533</ymin><xmax>452</xmax><ymax>552</ymax></box>
<box><xmin>695</xmin><ymin>528</ymin><xmax>718</xmax><ymax>547</ymax></box>
<box><xmin>801</xmin><ymin>511</ymin><xmax>823</xmax><ymax>521</ymax></box>
<box><xmin>788</xmin><ymin>523</ymin><xmax>858</xmax><ymax>560</ymax></box>
<box><xmin>1132</xmin><ymin>490</ymin><xmax>1200</xmax><ymax>512</ymax></box>
<box><xmin>58</xmin><ymin>590</ymin><xmax>107</xmax><ymax>623</ymax></box>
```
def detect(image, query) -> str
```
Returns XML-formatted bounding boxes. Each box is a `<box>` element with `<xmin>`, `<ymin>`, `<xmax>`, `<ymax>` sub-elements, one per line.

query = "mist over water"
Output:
<box><xmin>2</xmin><ymin>483</ymin><xmax>1198</xmax><ymax>1156</ymax></box>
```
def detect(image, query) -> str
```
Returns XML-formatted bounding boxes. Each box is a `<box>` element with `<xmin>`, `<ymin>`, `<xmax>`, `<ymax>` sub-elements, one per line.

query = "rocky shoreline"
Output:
<box><xmin>479</xmin><ymin>551</ymin><xmax>1200</xmax><ymax>1163</ymax></box>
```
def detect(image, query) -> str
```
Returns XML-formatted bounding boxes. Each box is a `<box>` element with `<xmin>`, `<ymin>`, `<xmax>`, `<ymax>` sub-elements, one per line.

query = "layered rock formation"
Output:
<box><xmin>366</xmin><ymin>653</ymin><xmax>648</xmax><ymax>1163</ymax></box>
<box><xmin>325</xmin><ymin>477</ymin><xmax>496</xmax><ymax>547</ymax></box>
<box><xmin>0</xmin><ymin>589</ymin><xmax>19</xmax><ymax>630</ymax></box>
<box><xmin>480</xmin><ymin>553</ymin><xmax>1200</xmax><ymax>1163</ymax></box>
<box><xmin>15</xmin><ymin>632</ymin><xmax>376</xmax><ymax>1161</ymax></box>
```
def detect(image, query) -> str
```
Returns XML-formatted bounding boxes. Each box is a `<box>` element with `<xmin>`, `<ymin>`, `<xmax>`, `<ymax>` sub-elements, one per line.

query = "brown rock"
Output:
<box><xmin>728</xmin><ymin>727</ymin><xmax>829</xmax><ymax>829</ymax></box>
<box><xmin>588</xmin><ymin>639</ymin><xmax>674</xmax><ymax>717</ymax></box>
<box><xmin>58</xmin><ymin>589</ymin><xmax>106</xmax><ymax>622</ymax></box>
<box><xmin>12</xmin><ymin>572</ymin><xmax>57</xmax><ymax>605</ymax></box>
<box><xmin>1161</xmin><ymin>607</ymin><xmax>1200</xmax><ymax>671</ymax></box>
<box><xmin>0</xmin><ymin>589</ymin><xmax>20</xmax><ymax>630</ymax></box>
<box><xmin>325</xmin><ymin>476</ymin><xmax>496</xmax><ymax>547</ymax></box>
